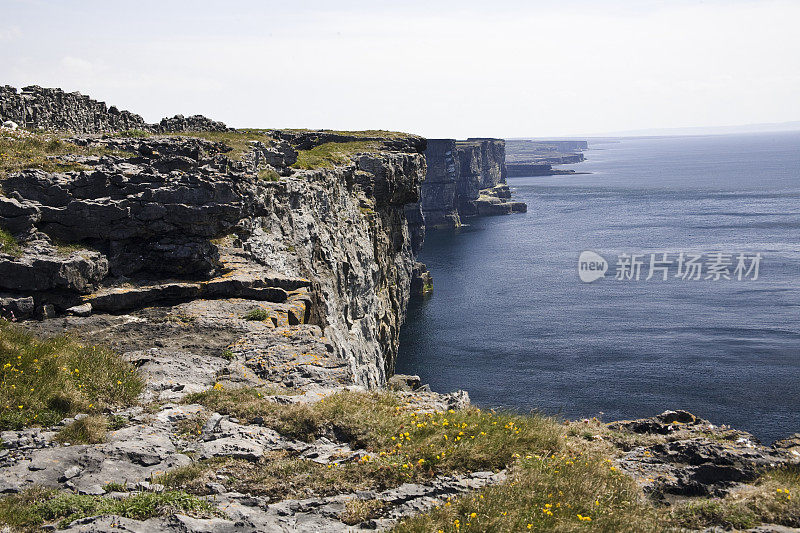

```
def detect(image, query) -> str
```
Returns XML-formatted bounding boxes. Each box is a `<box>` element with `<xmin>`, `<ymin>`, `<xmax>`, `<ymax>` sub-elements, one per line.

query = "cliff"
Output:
<box><xmin>0</xmin><ymin>90</ymin><xmax>427</xmax><ymax>388</ymax></box>
<box><xmin>411</xmin><ymin>138</ymin><xmax>525</xmax><ymax>235</ymax></box>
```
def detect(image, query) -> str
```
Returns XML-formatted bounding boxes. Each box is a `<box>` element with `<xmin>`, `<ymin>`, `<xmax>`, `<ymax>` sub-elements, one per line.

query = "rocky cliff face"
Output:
<box><xmin>0</xmin><ymin>85</ymin><xmax>227</xmax><ymax>133</ymax></box>
<box><xmin>0</xmin><ymin>91</ymin><xmax>426</xmax><ymax>387</ymax></box>
<box><xmin>410</xmin><ymin>138</ymin><xmax>525</xmax><ymax>236</ymax></box>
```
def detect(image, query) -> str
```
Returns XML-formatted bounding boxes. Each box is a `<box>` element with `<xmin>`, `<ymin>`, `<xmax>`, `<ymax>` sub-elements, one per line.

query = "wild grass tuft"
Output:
<box><xmin>54</xmin><ymin>414</ymin><xmax>108</xmax><ymax>444</ymax></box>
<box><xmin>242</xmin><ymin>308</ymin><xmax>271</xmax><ymax>321</ymax></box>
<box><xmin>0</xmin><ymin>322</ymin><xmax>143</xmax><ymax>430</ymax></box>
<box><xmin>0</xmin><ymin>228</ymin><xmax>22</xmax><ymax>257</ymax></box>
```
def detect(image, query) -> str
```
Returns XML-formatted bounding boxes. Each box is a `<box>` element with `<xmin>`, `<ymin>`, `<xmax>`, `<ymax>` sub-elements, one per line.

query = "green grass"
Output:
<box><xmin>181</xmin><ymin>387</ymin><xmax>800</xmax><ymax>531</ymax></box>
<box><xmin>159</xmin><ymin>451</ymin><xmax>412</xmax><ymax>501</ymax></box>
<box><xmin>257</xmin><ymin>168</ymin><xmax>280</xmax><ymax>181</ymax></box>
<box><xmin>0</xmin><ymin>322</ymin><xmax>143</xmax><ymax>430</ymax></box>
<box><xmin>0</xmin><ymin>487</ymin><xmax>221</xmax><ymax>531</ymax></box>
<box><xmin>291</xmin><ymin>141</ymin><xmax>382</xmax><ymax>170</ymax></box>
<box><xmin>54</xmin><ymin>414</ymin><xmax>108</xmax><ymax>444</ymax></box>
<box><xmin>242</xmin><ymin>307</ymin><xmax>271</xmax><ymax>321</ymax></box>
<box><xmin>394</xmin><ymin>453</ymin><xmax>662</xmax><ymax>533</ymax></box>
<box><xmin>166</xmin><ymin>389</ymin><xmax>564</xmax><ymax>507</ymax></box>
<box><xmin>116</xmin><ymin>129</ymin><xmax>152</xmax><ymax>138</ymax></box>
<box><xmin>186</xmin><ymin>388</ymin><xmax>563</xmax><ymax>475</ymax></box>
<box><xmin>173</xmin><ymin>129</ymin><xmax>275</xmax><ymax>161</ymax></box>
<box><xmin>0</xmin><ymin>228</ymin><xmax>22</xmax><ymax>257</ymax></box>
<box><xmin>0</xmin><ymin>130</ymin><xmax>130</xmax><ymax>179</ymax></box>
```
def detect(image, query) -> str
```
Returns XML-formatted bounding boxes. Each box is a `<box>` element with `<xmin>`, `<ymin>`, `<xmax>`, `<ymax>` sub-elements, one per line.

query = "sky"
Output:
<box><xmin>1</xmin><ymin>0</ymin><xmax>799</xmax><ymax>138</ymax></box>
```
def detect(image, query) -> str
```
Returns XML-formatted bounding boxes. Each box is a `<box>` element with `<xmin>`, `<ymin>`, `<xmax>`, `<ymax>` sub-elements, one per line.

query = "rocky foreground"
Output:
<box><xmin>0</xmin><ymin>87</ymin><xmax>798</xmax><ymax>532</ymax></box>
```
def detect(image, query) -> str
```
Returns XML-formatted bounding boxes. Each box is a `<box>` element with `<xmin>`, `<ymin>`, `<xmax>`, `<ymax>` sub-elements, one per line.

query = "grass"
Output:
<box><xmin>180</xmin><ymin>387</ymin><xmax>800</xmax><ymax>531</ymax></box>
<box><xmin>165</xmin><ymin>389</ymin><xmax>562</xmax><ymax>507</ymax></box>
<box><xmin>0</xmin><ymin>486</ymin><xmax>221</xmax><ymax>531</ymax></box>
<box><xmin>116</xmin><ymin>129</ymin><xmax>152</xmax><ymax>138</ymax></box>
<box><xmin>257</xmin><ymin>168</ymin><xmax>280</xmax><ymax>181</ymax></box>
<box><xmin>54</xmin><ymin>414</ymin><xmax>108</xmax><ymax>444</ymax></box>
<box><xmin>291</xmin><ymin>141</ymin><xmax>382</xmax><ymax>170</ymax></box>
<box><xmin>0</xmin><ymin>321</ymin><xmax>143</xmax><ymax>430</ymax></box>
<box><xmin>186</xmin><ymin>388</ymin><xmax>563</xmax><ymax>475</ymax></box>
<box><xmin>0</xmin><ymin>228</ymin><xmax>22</xmax><ymax>257</ymax></box>
<box><xmin>242</xmin><ymin>307</ymin><xmax>271</xmax><ymax>321</ymax></box>
<box><xmin>0</xmin><ymin>130</ymin><xmax>130</xmax><ymax>179</ymax></box>
<box><xmin>341</xmin><ymin>498</ymin><xmax>387</xmax><ymax>525</ymax></box>
<box><xmin>394</xmin><ymin>452</ymin><xmax>662</xmax><ymax>533</ymax></box>
<box><xmin>174</xmin><ymin>129</ymin><xmax>275</xmax><ymax>161</ymax></box>
<box><xmin>159</xmin><ymin>451</ymin><xmax>412</xmax><ymax>501</ymax></box>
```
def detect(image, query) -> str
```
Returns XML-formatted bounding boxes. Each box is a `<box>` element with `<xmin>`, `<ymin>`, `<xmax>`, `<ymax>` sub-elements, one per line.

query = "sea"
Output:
<box><xmin>396</xmin><ymin>131</ymin><xmax>800</xmax><ymax>443</ymax></box>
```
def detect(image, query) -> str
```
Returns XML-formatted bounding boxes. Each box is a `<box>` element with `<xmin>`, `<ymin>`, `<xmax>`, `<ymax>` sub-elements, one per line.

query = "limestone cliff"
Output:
<box><xmin>0</xmin><ymin>87</ymin><xmax>426</xmax><ymax>387</ymax></box>
<box><xmin>411</xmin><ymin>137</ymin><xmax>525</xmax><ymax>236</ymax></box>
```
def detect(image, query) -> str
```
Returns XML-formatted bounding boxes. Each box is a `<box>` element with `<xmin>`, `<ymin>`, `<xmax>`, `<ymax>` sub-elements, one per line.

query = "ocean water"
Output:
<box><xmin>396</xmin><ymin>131</ymin><xmax>800</xmax><ymax>443</ymax></box>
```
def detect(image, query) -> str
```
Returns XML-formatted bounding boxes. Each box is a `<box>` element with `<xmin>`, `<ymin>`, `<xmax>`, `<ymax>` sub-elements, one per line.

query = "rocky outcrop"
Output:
<box><xmin>411</xmin><ymin>138</ymin><xmax>525</xmax><ymax>234</ymax></box>
<box><xmin>608</xmin><ymin>410</ymin><xmax>800</xmax><ymax>500</ymax></box>
<box><xmin>0</xmin><ymin>85</ymin><xmax>227</xmax><ymax>133</ymax></box>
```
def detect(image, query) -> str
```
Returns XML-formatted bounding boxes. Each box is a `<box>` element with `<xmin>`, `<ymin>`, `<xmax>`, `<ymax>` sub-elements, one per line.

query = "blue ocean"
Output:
<box><xmin>397</xmin><ymin>131</ymin><xmax>800</xmax><ymax>443</ymax></box>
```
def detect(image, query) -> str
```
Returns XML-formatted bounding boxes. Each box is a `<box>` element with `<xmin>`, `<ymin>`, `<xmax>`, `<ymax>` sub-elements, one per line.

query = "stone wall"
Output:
<box><xmin>0</xmin><ymin>85</ymin><xmax>227</xmax><ymax>133</ymax></box>
<box><xmin>0</xmin><ymin>85</ymin><xmax>149</xmax><ymax>133</ymax></box>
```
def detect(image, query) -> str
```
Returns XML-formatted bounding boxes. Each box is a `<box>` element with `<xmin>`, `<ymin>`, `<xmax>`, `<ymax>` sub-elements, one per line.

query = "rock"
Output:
<box><xmin>157</xmin><ymin>114</ymin><xmax>228</xmax><ymax>133</ymax></box>
<box><xmin>2</xmin><ymin>120</ymin><xmax>19</xmax><ymax>130</ymax></box>
<box><xmin>39</xmin><ymin>303</ymin><xmax>56</xmax><ymax>319</ymax></box>
<box><xmin>66</xmin><ymin>302</ymin><xmax>92</xmax><ymax>316</ymax></box>
<box><xmin>78</xmin><ymin>484</ymin><xmax>105</xmax><ymax>496</ymax></box>
<box><xmin>0</xmin><ymin>194</ymin><xmax>41</xmax><ymax>236</ymax></box>
<box><xmin>388</xmin><ymin>374</ymin><xmax>422</xmax><ymax>391</ymax></box>
<box><xmin>0</xmin><ymin>250</ymin><xmax>108</xmax><ymax>293</ymax></box>
<box><xmin>612</xmin><ymin>411</ymin><xmax>795</xmax><ymax>498</ymax></box>
<box><xmin>0</xmin><ymin>294</ymin><xmax>34</xmax><ymax>319</ymax></box>
<box><xmin>62</xmin><ymin>465</ymin><xmax>81</xmax><ymax>480</ymax></box>
<box><xmin>410</xmin><ymin>262</ymin><xmax>433</xmax><ymax>297</ymax></box>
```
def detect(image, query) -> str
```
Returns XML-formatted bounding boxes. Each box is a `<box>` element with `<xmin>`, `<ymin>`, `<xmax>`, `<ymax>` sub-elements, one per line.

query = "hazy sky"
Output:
<box><xmin>2</xmin><ymin>0</ymin><xmax>799</xmax><ymax>138</ymax></box>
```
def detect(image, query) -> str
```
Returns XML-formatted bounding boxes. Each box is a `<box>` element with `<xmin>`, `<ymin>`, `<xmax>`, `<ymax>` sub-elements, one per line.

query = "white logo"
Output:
<box><xmin>578</xmin><ymin>251</ymin><xmax>608</xmax><ymax>283</ymax></box>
